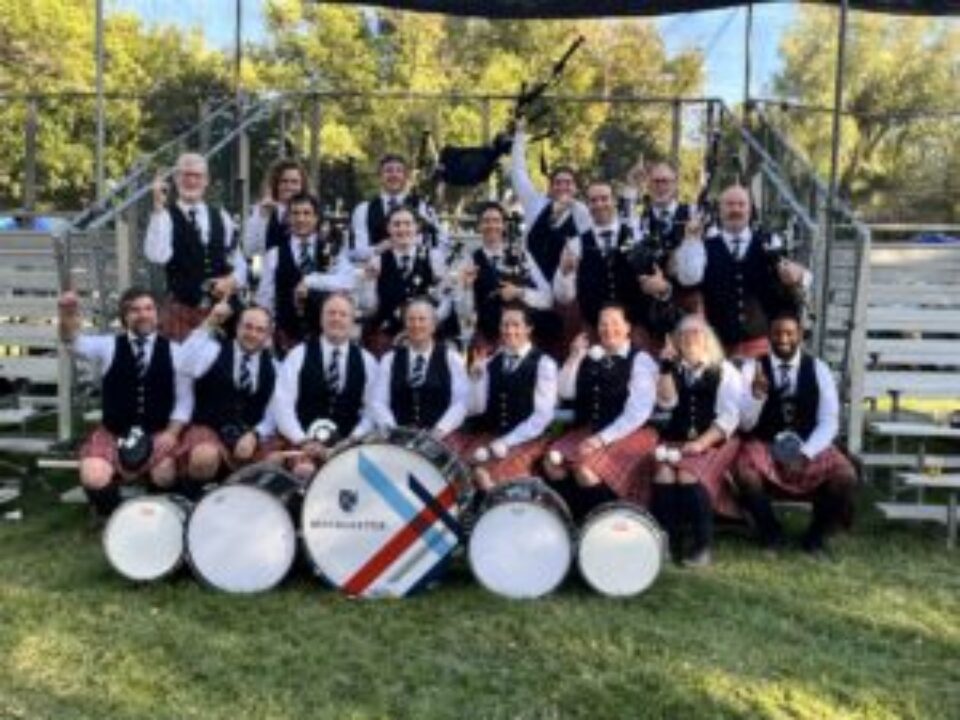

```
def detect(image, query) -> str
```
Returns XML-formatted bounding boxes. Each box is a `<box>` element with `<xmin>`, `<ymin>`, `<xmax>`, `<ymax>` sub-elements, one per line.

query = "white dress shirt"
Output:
<box><xmin>71</xmin><ymin>332</ymin><xmax>194</xmax><ymax>424</ymax></box>
<box><xmin>739</xmin><ymin>353</ymin><xmax>840</xmax><ymax>459</ymax></box>
<box><xmin>254</xmin><ymin>234</ymin><xmax>356</xmax><ymax>313</ymax></box>
<box><xmin>242</xmin><ymin>202</ymin><xmax>286</xmax><ymax>256</ymax></box>
<box><xmin>558</xmin><ymin>346</ymin><xmax>658</xmax><ymax>445</ymax></box>
<box><xmin>659</xmin><ymin>359</ymin><xmax>743</xmax><ymax>438</ymax></box>
<box><xmin>370</xmin><ymin>343</ymin><xmax>470</xmax><ymax>437</ymax></box>
<box><xmin>468</xmin><ymin>343</ymin><xmax>558</xmax><ymax>449</ymax></box>
<box><xmin>178</xmin><ymin>330</ymin><xmax>278</xmax><ymax>438</ymax></box>
<box><xmin>272</xmin><ymin>336</ymin><xmax>379</xmax><ymax>444</ymax></box>
<box><xmin>144</xmin><ymin>201</ymin><xmax>247</xmax><ymax>288</ymax></box>
<box><xmin>510</xmin><ymin>129</ymin><xmax>591</xmax><ymax>241</ymax></box>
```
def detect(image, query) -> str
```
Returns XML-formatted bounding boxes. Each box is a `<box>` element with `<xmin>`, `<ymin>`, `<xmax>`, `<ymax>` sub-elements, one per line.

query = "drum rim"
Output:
<box><xmin>467</xmin><ymin>496</ymin><xmax>573</xmax><ymax>600</ymax></box>
<box><xmin>103</xmin><ymin>494</ymin><xmax>189</xmax><ymax>582</ymax></box>
<box><xmin>576</xmin><ymin>501</ymin><xmax>665</xmax><ymax>598</ymax></box>
<box><xmin>479</xmin><ymin>477</ymin><xmax>574</xmax><ymax>524</ymax></box>
<box><xmin>184</xmin><ymin>483</ymin><xmax>297</xmax><ymax>594</ymax></box>
<box><xmin>300</xmin><ymin>441</ymin><xmax>463</xmax><ymax>595</ymax></box>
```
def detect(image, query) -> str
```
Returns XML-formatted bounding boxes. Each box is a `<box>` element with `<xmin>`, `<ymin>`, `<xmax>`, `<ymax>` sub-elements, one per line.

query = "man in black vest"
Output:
<box><xmin>349</xmin><ymin>153</ymin><xmax>446</xmax><ymax>261</ymax></box>
<box><xmin>736</xmin><ymin>311</ymin><xmax>858</xmax><ymax>557</ymax></box>
<box><xmin>460</xmin><ymin>202</ymin><xmax>553</xmax><ymax>354</ymax></box>
<box><xmin>361</xmin><ymin>205</ymin><xmax>455</xmax><ymax>356</ymax></box>
<box><xmin>243</xmin><ymin>158</ymin><xmax>310</xmax><ymax>256</ymax></box>
<box><xmin>145</xmin><ymin>152</ymin><xmax>247</xmax><ymax>341</ymax></box>
<box><xmin>273</xmin><ymin>292</ymin><xmax>379</xmax><ymax>480</ymax></box>
<box><xmin>554</xmin><ymin>180</ymin><xmax>677</xmax><ymax>352</ymax></box>
<box><xmin>59</xmin><ymin>287</ymin><xmax>193</xmax><ymax>516</ymax></box>
<box><xmin>255</xmin><ymin>193</ymin><xmax>355</xmax><ymax>353</ymax></box>
<box><xmin>371</xmin><ymin>299</ymin><xmax>469</xmax><ymax>440</ymax></box>
<box><xmin>675</xmin><ymin>185</ymin><xmax>809</xmax><ymax>359</ymax></box>
<box><xmin>178</xmin><ymin>304</ymin><xmax>279</xmax><ymax>486</ymax></box>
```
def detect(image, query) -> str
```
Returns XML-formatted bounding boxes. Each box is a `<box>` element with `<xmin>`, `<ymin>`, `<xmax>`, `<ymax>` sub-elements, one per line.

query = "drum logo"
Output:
<box><xmin>339</xmin><ymin>488</ymin><xmax>359</xmax><ymax>513</ymax></box>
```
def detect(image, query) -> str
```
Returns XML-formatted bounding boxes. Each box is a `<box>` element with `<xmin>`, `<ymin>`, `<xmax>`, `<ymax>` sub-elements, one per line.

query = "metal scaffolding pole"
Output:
<box><xmin>95</xmin><ymin>0</ymin><xmax>105</xmax><ymax>202</ymax></box>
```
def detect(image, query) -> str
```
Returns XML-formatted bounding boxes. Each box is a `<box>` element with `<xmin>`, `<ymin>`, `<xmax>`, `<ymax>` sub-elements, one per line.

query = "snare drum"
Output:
<box><xmin>185</xmin><ymin>464</ymin><xmax>302</xmax><ymax>593</ymax></box>
<box><xmin>103</xmin><ymin>495</ymin><xmax>191</xmax><ymax>582</ymax></box>
<box><xmin>577</xmin><ymin>502</ymin><xmax>665</xmax><ymax>597</ymax></box>
<box><xmin>300</xmin><ymin>427</ymin><xmax>470</xmax><ymax>598</ymax></box>
<box><xmin>468</xmin><ymin>478</ymin><xmax>573</xmax><ymax>599</ymax></box>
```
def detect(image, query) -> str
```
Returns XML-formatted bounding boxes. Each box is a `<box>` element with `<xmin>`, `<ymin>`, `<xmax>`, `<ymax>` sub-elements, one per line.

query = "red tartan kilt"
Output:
<box><xmin>450</xmin><ymin>431</ymin><xmax>550</xmax><ymax>487</ymax></box>
<box><xmin>179</xmin><ymin>426</ymin><xmax>294</xmax><ymax>476</ymax></box>
<box><xmin>657</xmin><ymin>438</ymin><xmax>742</xmax><ymax>518</ymax></box>
<box><xmin>79</xmin><ymin>426</ymin><xmax>177</xmax><ymax>480</ymax></box>
<box><xmin>160</xmin><ymin>300</ymin><xmax>208</xmax><ymax>342</ymax></box>
<box><xmin>724</xmin><ymin>336</ymin><xmax>770</xmax><ymax>361</ymax></box>
<box><xmin>549</xmin><ymin>427</ymin><xmax>658</xmax><ymax>506</ymax></box>
<box><xmin>736</xmin><ymin>439</ymin><xmax>856</xmax><ymax>498</ymax></box>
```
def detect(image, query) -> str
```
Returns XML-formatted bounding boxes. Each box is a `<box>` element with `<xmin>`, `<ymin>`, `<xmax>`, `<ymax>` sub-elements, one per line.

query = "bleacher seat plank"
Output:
<box><xmin>875</xmin><ymin>502</ymin><xmax>948</xmax><ymax>524</ymax></box>
<box><xmin>0</xmin><ymin>356</ymin><xmax>58</xmax><ymax>384</ymax></box>
<box><xmin>866</xmin><ymin>307</ymin><xmax>960</xmax><ymax>334</ymax></box>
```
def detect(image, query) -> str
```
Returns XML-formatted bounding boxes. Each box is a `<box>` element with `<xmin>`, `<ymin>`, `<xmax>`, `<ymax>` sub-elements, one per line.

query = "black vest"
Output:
<box><xmin>482</xmin><ymin>349</ymin><xmax>542</xmax><ymax>435</ymax></box>
<box><xmin>166</xmin><ymin>204</ymin><xmax>230</xmax><ymax>307</ymax></box>
<box><xmin>642</xmin><ymin>202</ymin><xmax>690</xmax><ymax>259</ymax></box>
<box><xmin>274</xmin><ymin>236</ymin><xmax>335</xmax><ymax>342</ymax></box>
<box><xmin>102</xmin><ymin>335</ymin><xmax>176</xmax><ymax>436</ymax></box>
<box><xmin>193</xmin><ymin>341</ymin><xmax>276</xmax><ymax>437</ymax></box>
<box><xmin>574</xmin><ymin>350</ymin><xmax>637</xmax><ymax>431</ymax></box>
<box><xmin>295</xmin><ymin>341</ymin><xmax>367</xmax><ymax>437</ymax></box>
<box><xmin>389</xmin><ymin>346</ymin><xmax>452</xmax><ymax>429</ymax></box>
<box><xmin>472</xmin><ymin>247</ymin><xmax>535</xmax><ymax>341</ymax></box>
<box><xmin>264</xmin><ymin>208</ymin><xmax>289</xmax><ymax>251</ymax></box>
<box><xmin>576</xmin><ymin>225</ymin><xmax>643</xmax><ymax>328</ymax></box>
<box><xmin>663</xmin><ymin>364</ymin><xmax>722</xmax><ymax>442</ymax></box>
<box><xmin>527</xmin><ymin>203</ymin><xmax>577</xmax><ymax>282</ymax></box>
<box><xmin>753</xmin><ymin>354</ymin><xmax>820</xmax><ymax>442</ymax></box>
<box><xmin>701</xmin><ymin>232</ymin><xmax>796</xmax><ymax>347</ymax></box>
<box><xmin>374</xmin><ymin>249</ymin><xmax>436</xmax><ymax>334</ymax></box>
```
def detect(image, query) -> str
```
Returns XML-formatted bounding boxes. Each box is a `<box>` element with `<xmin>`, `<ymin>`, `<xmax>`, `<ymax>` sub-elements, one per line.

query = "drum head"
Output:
<box><xmin>103</xmin><ymin>496</ymin><xmax>188</xmax><ymax>582</ymax></box>
<box><xmin>186</xmin><ymin>484</ymin><xmax>297</xmax><ymax>593</ymax></box>
<box><xmin>578</xmin><ymin>503</ymin><xmax>664</xmax><ymax>597</ymax></box>
<box><xmin>468</xmin><ymin>487</ymin><xmax>572</xmax><ymax>600</ymax></box>
<box><xmin>301</xmin><ymin>442</ymin><xmax>461</xmax><ymax>598</ymax></box>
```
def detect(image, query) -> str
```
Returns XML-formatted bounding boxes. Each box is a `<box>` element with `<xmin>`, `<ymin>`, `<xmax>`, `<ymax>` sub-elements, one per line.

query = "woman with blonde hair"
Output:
<box><xmin>650</xmin><ymin>314</ymin><xmax>742</xmax><ymax>567</ymax></box>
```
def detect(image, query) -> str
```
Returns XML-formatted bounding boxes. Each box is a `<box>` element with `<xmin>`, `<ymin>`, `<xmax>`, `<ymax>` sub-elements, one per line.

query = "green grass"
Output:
<box><xmin>1</xmin><ymin>480</ymin><xmax>958</xmax><ymax>720</ymax></box>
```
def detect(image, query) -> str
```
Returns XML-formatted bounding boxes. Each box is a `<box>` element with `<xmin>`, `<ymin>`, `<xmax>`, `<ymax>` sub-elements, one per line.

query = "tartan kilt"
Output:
<box><xmin>548</xmin><ymin>426</ymin><xmax>658</xmax><ymax>506</ymax></box>
<box><xmin>449</xmin><ymin>431</ymin><xmax>551</xmax><ymax>487</ymax></box>
<box><xmin>176</xmin><ymin>425</ymin><xmax>280</xmax><ymax>476</ymax></box>
<box><xmin>657</xmin><ymin>438</ymin><xmax>742</xmax><ymax>518</ymax></box>
<box><xmin>736</xmin><ymin>439</ymin><xmax>857</xmax><ymax>498</ymax></box>
<box><xmin>79</xmin><ymin>426</ymin><xmax>178</xmax><ymax>481</ymax></box>
<box><xmin>724</xmin><ymin>336</ymin><xmax>770</xmax><ymax>362</ymax></box>
<box><xmin>160</xmin><ymin>300</ymin><xmax>208</xmax><ymax>342</ymax></box>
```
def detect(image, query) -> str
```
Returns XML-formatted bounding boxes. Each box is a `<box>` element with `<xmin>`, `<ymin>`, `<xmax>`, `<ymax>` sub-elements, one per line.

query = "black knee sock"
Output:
<box><xmin>547</xmin><ymin>476</ymin><xmax>585</xmax><ymax>522</ymax></box>
<box><xmin>579</xmin><ymin>483</ymin><xmax>618</xmax><ymax>519</ymax></box>
<box><xmin>173</xmin><ymin>478</ymin><xmax>206</xmax><ymax>502</ymax></box>
<box><xmin>738</xmin><ymin>485</ymin><xmax>783</xmax><ymax>546</ymax></box>
<box><xmin>803</xmin><ymin>484</ymin><xmax>847</xmax><ymax>550</ymax></box>
<box><xmin>84</xmin><ymin>484</ymin><xmax>121</xmax><ymax>517</ymax></box>
<box><xmin>650</xmin><ymin>483</ymin><xmax>681</xmax><ymax>560</ymax></box>
<box><xmin>679</xmin><ymin>484</ymin><xmax>713</xmax><ymax>555</ymax></box>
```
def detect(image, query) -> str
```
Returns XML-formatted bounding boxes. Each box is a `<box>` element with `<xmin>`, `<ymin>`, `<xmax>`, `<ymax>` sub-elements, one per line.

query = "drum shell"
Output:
<box><xmin>577</xmin><ymin>501</ymin><xmax>666</xmax><ymax>598</ymax></box>
<box><xmin>103</xmin><ymin>494</ymin><xmax>192</xmax><ymax>582</ymax></box>
<box><xmin>185</xmin><ymin>463</ymin><xmax>303</xmax><ymax>593</ymax></box>
<box><xmin>468</xmin><ymin>477</ymin><xmax>574</xmax><ymax>600</ymax></box>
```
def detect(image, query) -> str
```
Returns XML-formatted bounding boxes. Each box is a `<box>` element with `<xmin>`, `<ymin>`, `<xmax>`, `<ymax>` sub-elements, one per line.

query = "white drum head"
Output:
<box><xmin>103</xmin><ymin>496</ymin><xmax>187</xmax><ymax>582</ymax></box>
<box><xmin>468</xmin><ymin>501</ymin><xmax>572</xmax><ymax>599</ymax></box>
<box><xmin>186</xmin><ymin>485</ymin><xmax>296</xmax><ymax>593</ymax></box>
<box><xmin>578</xmin><ymin>506</ymin><xmax>664</xmax><ymax>597</ymax></box>
<box><xmin>301</xmin><ymin>443</ymin><xmax>461</xmax><ymax>598</ymax></box>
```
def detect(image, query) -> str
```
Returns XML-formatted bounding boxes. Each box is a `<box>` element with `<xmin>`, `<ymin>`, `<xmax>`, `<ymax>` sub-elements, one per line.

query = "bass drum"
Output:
<box><xmin>577</xmin><ymin>501</ymin><xmax>665</xmax><ymax>597</ymax></box>
<box><xmin>103</xmin><ymin>494</ymin><xmax>191</xmax><ymax>582</ymax></box>
<box><xmin>185</xmin><ymin>463</ymin><xmax>302</xmax><ymax>593</ymax></box>
<box><xmin>468</xmin><ymin>478</ymin><xmax>573</xmax><ymax>600</ymax></box>
<box><xmin>300</xmin><ymin>428</ymin><xmax>470</xmax><ymax>599</ymax></box>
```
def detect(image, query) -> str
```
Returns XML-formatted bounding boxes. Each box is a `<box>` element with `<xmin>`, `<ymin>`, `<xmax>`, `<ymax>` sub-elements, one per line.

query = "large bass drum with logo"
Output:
<box><xmin>185</xmin><ymin>463</ymin><xmax>302</xmax><ymax>594</ymax></box>
<box><xmin>300</xmin><ymin>427</ymin><xmax>471</xmax><ymax>598</ymax></box>
<box><xmin>577</xmin><ymin>501</ymin><xmax>665</xmax><ymax>597</ymax></box>
<box><xmin>103</xmin><ymin>494</ymin><xmax>191</xmax><ymax>582</ymax></box>
<box><xmin>468</xmin><ymin>478</ymin><xmax>573</xmax><ymax>600</ymax></box>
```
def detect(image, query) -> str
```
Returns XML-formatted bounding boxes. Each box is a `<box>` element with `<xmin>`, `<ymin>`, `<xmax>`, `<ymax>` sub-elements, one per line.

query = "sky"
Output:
<box><xmin>112</xmin><ymin>0</ymin><xmax>799</xmax><ymax>103</ymax></box>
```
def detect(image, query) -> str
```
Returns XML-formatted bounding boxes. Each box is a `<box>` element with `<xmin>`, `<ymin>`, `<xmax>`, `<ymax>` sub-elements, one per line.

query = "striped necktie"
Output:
<box><xmin>297</xmin><ymin>240</ymin><xmax>314</xmax><ymax>274</ymax></box>
<box><xmin>132</xmin><ymin>336</ymin><xmax>148</xmax><ymax>377</ymax></box>
<box><xmin>326</xmin><ymin>347</ymin><xmax>342</xmax><ymax>393</ymax></box>
<box><xmin>238</xmin><ymin>352</ymin><xmax>254</xmax><ymax>395</ymax></box>
<box><xmin>409</xmin><ymin>353</ymin><xmax>427</xmax><ymax>387</ymax></box>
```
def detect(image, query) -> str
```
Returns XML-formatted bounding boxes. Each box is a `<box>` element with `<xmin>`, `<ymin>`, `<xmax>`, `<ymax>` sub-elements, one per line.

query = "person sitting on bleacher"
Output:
<box><xmin>58</xmin><ymin>288</ymin><xmax>194</xmax><ymax>517</ymax></box>
<box><xmin>736</xmin><ymin>310</ymin><xmax>858</xmax><ymax>557</ymax></box>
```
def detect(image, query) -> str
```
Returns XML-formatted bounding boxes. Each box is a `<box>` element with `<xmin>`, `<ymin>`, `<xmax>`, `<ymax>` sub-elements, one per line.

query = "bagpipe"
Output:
<box><xmin>426</xmin><ymin>36</ymin><xmax>586</xmax><ymax>189</ymax></box>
